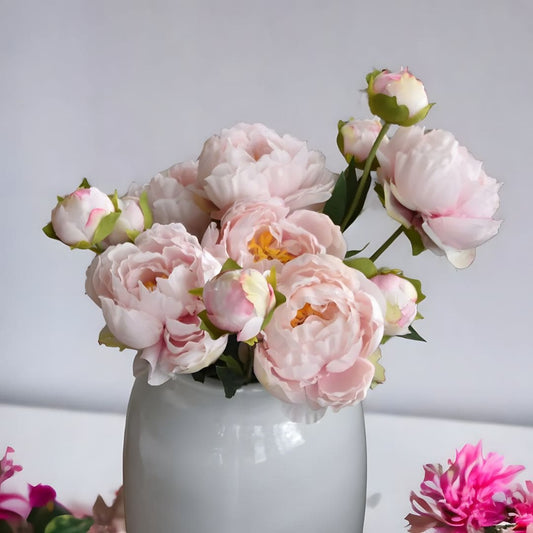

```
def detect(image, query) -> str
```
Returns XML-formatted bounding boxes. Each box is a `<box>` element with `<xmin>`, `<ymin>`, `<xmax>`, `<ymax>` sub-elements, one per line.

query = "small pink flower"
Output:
<box><xmin>104</xmin><ymin>196</ymin><xmax>145</xmax><ymax>246</ymax></box>
<box><xmin>0</xmin><ymin>447</ymin><xmax>31</xmax><ymax>521</ymax></box>
<box><xmin>377</xmin><ymin>127</ymin><xmax>502</xmax><ymax>268</ymax></box>
<box><xmin>406</xmin><ymin>442</ymin><xmax>524</xmax><ymax>533</ymax></box>
<box><xmin>203</xmin><ymin>268</ymin><xmax>276</xmax><ymax>341</ymax></box>
<box><xmin>371</xmin><ymin>273</ymin><xmax>418</xmax><ymax>336</ymax></box>
<box><xmin>254</xmin><ymin>254</ymin><xmax>384</xmax><ymax>414</ymax></box>
<box><xmin>51</xmin><ymin>187</ymin><xmax>115</xmax><ymax>245</ymax></box>
<box><xmin>195</xmin><ymin>123</ymin><xmax>336</xmax><ymax>218</ymax></box>
<box><xmin>339</xmin><ymin>118</ymin><xmax>387</xmax><ymax>166</ymax></box>
<box><xmin>511</xmin><ymin>480</ymin><xmax>533</xmax><ymax>532</ymax></box>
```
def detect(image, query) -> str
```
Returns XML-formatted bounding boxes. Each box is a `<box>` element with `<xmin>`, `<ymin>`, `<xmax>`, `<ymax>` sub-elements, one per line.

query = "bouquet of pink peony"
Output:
<box><xmin>406</xmin><ymin>442</ymin><xmax>533</xmax><ymax>533</ymax></box>
<box><xmin>43</xmin><ymin>68</ymin><xmax>501</xmax><ymax>419</ymax></box>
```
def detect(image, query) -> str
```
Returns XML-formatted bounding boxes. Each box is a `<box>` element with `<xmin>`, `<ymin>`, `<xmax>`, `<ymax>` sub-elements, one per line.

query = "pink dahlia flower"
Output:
<box><xmin>195</xmin><ymin>123</ymin><xmax>336</xmax><ymax>218</ymax></box>
<box><xmin>406</xmin><ymin>442</ymin><xmax>524</xmax><ymax>533</ymax></box>
<box><xmin>377</xmin><ymin>127</ymin><xmax>501</xmax><ymax>268</ymax></box>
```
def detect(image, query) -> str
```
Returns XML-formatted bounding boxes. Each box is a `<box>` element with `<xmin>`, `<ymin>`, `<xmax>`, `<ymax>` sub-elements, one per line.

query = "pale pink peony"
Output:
<box><xmin>202</xmin><ymin>199</ymin><xmax>346</xmax><ymax>272</ymax></box>
<box><xmin>406</xmin><ymin>442</ymin><xmax>524</xmax><ymax>533</ymax></box>
<box><xmin>254</xmin><ymin>254</ymin><xmax>384</xmax><ymax>414</ymax></box>
<box><xmin>51</xmin><ymin>186</ymin><xmax>115</xmax><ymax>245</ymax></box>
<box><xmin>195</xmin><ymin>123</ymin><xmax>336</xmax><ymax>218</ymax></box>
<box><xmin>85</xmin><ymin>223</ymin><xmax>227</xmax><ymax>384</ymax></box>
<box><xmin>203</xmin><ymin>268</ymin><xmax>276</xmax><ymax>342</ymax></box>
<box><xmin>371</xmin><ymin>273</ymin><xmax>418</xmax><ymax>336</ymax></box>
<box><xmin>377</xmin><ymin>126</ymin><xmax>502</xmax><ymax>268</ymax></box>
<box><xmin>130</xmin><ymin>161</ymin><xmax>211</xmax><ymax>239</ymax></box>
<box><xmin>105</xmin><ymin>196</ymin><xmax>145</xmax><ymax>246</ymax></box>
<box><xmin>511</xmin><ymin>481</ymin><xmax>533</xmax><ymax>532</ymax></box>
<box><xmin>339</xmin><ymin>118</ymin><xmax>387</xmax><ymax>165</ymax></box>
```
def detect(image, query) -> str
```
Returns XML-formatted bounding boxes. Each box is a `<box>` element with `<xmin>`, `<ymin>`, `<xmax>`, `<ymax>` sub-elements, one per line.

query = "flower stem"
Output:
<box><xmin>341</xmin><ymin>122</ymin><xmax>391</xmax><ymax>232</ymax></box>
<box><xmin>369</xmin><ymin>225</ymin><xmax>404</xmax><ymax>262</ymax></box>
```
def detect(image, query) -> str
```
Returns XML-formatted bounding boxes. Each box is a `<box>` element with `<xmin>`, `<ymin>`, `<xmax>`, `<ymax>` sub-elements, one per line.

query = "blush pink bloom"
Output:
<box><xmin>105</xmin><ymin>196</ymin><xmax>145</xmax><ymax>246</ymax></box>
<box><xmin>511</xmin><ymin>481</ymin><xmax>533</xmax><ymax>532</ymax></box>
<box><xmin>254</xmin><ymin>254</ymin><xmax>384</xmax><ymax>415</ymax></box>
<box><xmin>202</xmin><ymin>200</ymin><xmax>346</xmax><ymax>272</ymax></box>
<box><xmin>195</xmin><ymin>123</ymin><xmax>336</xmax><ymax>218</ymax></box>
<box><xmin>51</xmin><ymin>187</ymin><xmax>115</xmax><ymax>245</ymax></box>
<box><xmin>339</xmin><ymin>118</ymin><xmax>388</xmax><ymax>165</ymax></box>
<box><xmin>85</xmin><ymin>223</ymin><xmax>227</xmax><ymax>385</ymax></box>
<box><xmin>377</xmin><ymin>127</ymin><xmax>502</xmax><ymax>268</ymax></box>
<box><xmin>371</xmin><ymin>273</ymin><xmax>418</xmax><ymax>336</ymax></box>
<box><xmin>406</xmin><ymin>442</ymin><xmax>525</xmax><ymax>533</ymax></box>
<box><xmin>130</xmin><ymin>161</ymin><xmax>211</xmax><ymax>239</ymax></box>
<box><xmin>203</xmin><ymin>268</ymin><xmax>276</xmax><ymax>342</ymax></box>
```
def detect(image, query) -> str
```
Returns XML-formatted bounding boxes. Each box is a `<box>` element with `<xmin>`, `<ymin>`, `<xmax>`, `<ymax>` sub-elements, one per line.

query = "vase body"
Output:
<box><xmin>123</xmin><ymin>372</ymin><xmax>367</xmax><ymax>533</ymax></box>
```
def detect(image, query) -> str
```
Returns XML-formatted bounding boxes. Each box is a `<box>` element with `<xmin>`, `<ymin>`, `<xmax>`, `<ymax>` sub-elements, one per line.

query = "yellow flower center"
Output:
<box><xmin>248</xmin><ymin>230</ymin><xmax>296</xmax><ymax>263</ymax></box>
<box><xmin>142</xmin><ymin>273</ymin><xmax>168</xmax><ymax>291</ymax></box>
<box><xmin>290</xmin><ymin>302</ymin><xmax>326</xmax><ymax>328</ymax></box>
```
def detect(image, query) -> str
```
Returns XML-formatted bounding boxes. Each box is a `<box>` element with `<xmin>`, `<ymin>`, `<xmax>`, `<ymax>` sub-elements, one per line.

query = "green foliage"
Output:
<box><xmin>42</xmin><ymin>222</ymin><xmax>59</xmax><ymax>241</ymax></box>
<box><xmin>139</xmin><ymin>190</ymin><xmax>153</xmax><ymax>229</ymax></box>
<box><xmin>402</xmin><ymin>227</ymin><xmax>426</xmax><ymax>256</ymax></box>
<box><xmin>322</xmin><ymin>170</ymin><xmax>347</xmax><ymax>226</ymax></box>
<box><xmin>398</xmin><ymin>325</ymin><xmax>426</xmax><ymax>342</ymax></box>
<box><xmin>44</xmin><ymin>515</ymin><xmax>93</xmax><ymax>533</ymax></box>
<box><xmin>98</xmin><ymin>325</ymin><xmax>129</xmax><ymax>351</ymax></box>
<box><xmin>78</xmin><ymin>178</ymin><xmax>91</xmax><ymax>189</ymax></box>
<box><xmin>344</xmin><ymin>257</ymin><xmax>378</xmax><ymax>278</ymax></box>
<box><xmin>220</xmin><ymin>258</ymin><xmax>242</xmax><ymax>272</ymax></box>
<box><xmin>198</xmin><ymin>310</ymin><xmax>228</xmax><ymax>340</ymax></box>
<box><xmin>27</xmin><ymin>501</ymin><xmax>71</xmax><ymax>533</ymax></box>
<box><xmin>91</xmin><ymin>212</ymin><xmax>121</xmax><ymax>244</ymax></box>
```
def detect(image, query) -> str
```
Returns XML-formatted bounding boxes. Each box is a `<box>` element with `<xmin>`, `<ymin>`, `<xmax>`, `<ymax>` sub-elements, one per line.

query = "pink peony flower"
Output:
<box><xmin>202</xmin><ymin>199</ymin><xmax>346</xmax><ymax>272</ymax></box>
<box><xmin>51</xmin><ymin>186</ymin><xmax>115</xmax><ymax>245</ymax></box>
<box><xmin>377</xmin><ymin>127</ymin><xmax>502</xmax><ymax>268</ymax></box>
<box><xmin>339</xmin><ymin>118</ymin><xmax>388</xmax><ymax>166</ymax></box>
<box><xmin>406</xmin><ymin>442</ymin><xmax>525</xmax><ymax>533</ymax></box>
<box><xmin>254</xmin><ymin>254</ymin><xmax>384</xmax><ymax>414</ymax></box>
<box><xmin>195</xmin><ymin>123</ymin><xmax>336</xmax><ymax>218</ymax></box>
<box><xmin>511</xmin><ymin>481</ymin><xmax>533</xmax><ymax>532</ymax></box>
<box><xmin>85</xmin><ymin>223</ymin><xmax>227</xmax><ymax>385</ymax></box>
<box><xmin>131</xmin><ymin>161</ymin><xmax>211</xmax><ymax>239</ymax></box>
<box><xmin>203</xmin><ymin>268</ymin><xmax>276</xmax><ymax>342</ymax></box>
<box><xmin>371</xmin><ymin>273</ymin><xmax>418</xmax><ymax>336</ymax></box>
<box><xmin>104</xmin><ymin>196</ymin><xmax>145</xmax><ymax>246</ymax></box>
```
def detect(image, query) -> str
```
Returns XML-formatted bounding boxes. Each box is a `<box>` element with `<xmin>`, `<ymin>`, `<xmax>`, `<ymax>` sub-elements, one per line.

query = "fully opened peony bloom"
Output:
<box><xmin>195</xmin><ymin>122</ymin><xmax>336</xmax><ymax>217</ymax></box>
<box><xmin>406</xmin><ymin>442</ymin><xmax>524</xmax><ymax>533</ymax></box>
<box><xmin>377</xmin><ymin>127</ymin><xmax>502</xmax><ymax>268</ymax></box>
<box><xmin>202</xmin><ymin>199</ymin><xmax>346</xmax><ymax>272</ymax></box>
<box><xmin>254</xmin><ymin>254</ymin><xmax>384</xmax><ymax>415</ymax></box>
<box><xmin>203</xmin><ymin>268</ymin><xmax>276</xmax><ymax>342</ymax></box>
<box><xmin>85</xmin><ymin>223</ymin><xmax>227</xmax><ymax>384</ymax></box>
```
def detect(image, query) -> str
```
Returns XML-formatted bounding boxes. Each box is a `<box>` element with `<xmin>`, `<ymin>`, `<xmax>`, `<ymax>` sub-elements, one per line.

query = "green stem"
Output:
<box><xmin>341</xmin><ymin>122</ymin><xmax>391</xmax><ymax>231</ymax></box>
<box><xmin>369</xmin><ymin>225</ymin><xmax>404</xmax><ymax>262</ymax></box>
<box><xmin>245</xmin><ymin>344</ymin><xmax>255</xmax><ymax>383</ymax></box>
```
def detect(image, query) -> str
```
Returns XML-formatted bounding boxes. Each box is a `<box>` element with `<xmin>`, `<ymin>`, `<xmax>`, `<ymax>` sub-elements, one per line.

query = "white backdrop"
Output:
<box><xmin>1</xmin><ymin>0</ymin><xmax>531</xmax><ymax>425</ymax></box>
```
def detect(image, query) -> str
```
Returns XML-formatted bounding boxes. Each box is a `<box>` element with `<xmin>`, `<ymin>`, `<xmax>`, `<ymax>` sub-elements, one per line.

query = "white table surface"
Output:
<box><xmin>1</xmin><ymin>403</ymin><xmax>532</xmax><ymax>531</ymax></box>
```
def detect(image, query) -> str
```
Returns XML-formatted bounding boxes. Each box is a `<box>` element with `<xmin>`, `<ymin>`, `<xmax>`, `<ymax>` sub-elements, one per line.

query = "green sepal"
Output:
<box><xmin>27</xmin><ymin>500</ymin><xmax>71</xmax><ymax>533</ymax></box>
<box><xmin>98</xmin><ymin>325</ymin><xmax>129</xmax><ymax>351</ymax></box>
<box><xmin>374</xmin><ymin>183</ymin><xmax>385</xmax><ymax>206</ymax></box>
<box><xmin>402</xmin><ymin>226</ymin><xmax>426</xmax><ymax>256</ymax></box>
<box><xmin>78</xmin><ymin>178</ymin><xmax>91</xmax><ymax>189</ymax></box>
<box><xmin>198</xmin><ymin>310</ymin><xmax>228</xmax><ymax>340</ymax></box>
<box><xmin>336</xmin><ymin>119</ymin><xmax>351</xmax><ymax>163</ymax></box>
<box><xmin>109</xmin><ymin>189</ymin><xmax>120</xmax><ymax>211</ymax></box>
<box><xmin>368</xmin><ymin>349</ymin><xmax>386</xmax><ymax>389</ymax></box>
<box><xmin>44</xmin><ymin>515</ymin><xmax>94</xmax><ymax>533</ymax></box>
<box><xmin>139</xmin><ymin>190</ymin><xmax>153</xmax><ymax>229</ymax></box>
<box><xmin>56</xmin><ymin>195</ymin><xmax>64</xmax><ymax>203</ymax></box>
<box><xmin>403</xmin><ymin>275</ymin><xmax>426</xmax><ymax>303</ymax></box>
<box><xmin>189</xmin><ymin>287</ymin><xmax>204</xmax><ymax>297</ymax></box>
<box><xmin>397</xmin><ymin>325</ymin><xmax>426</xmax><ymax>342</ymax></box>
<box><xmin>345</xmin><ymin>245</ymin><xmax>369</xmax><ymax>258</ymax></box>
<box><xmin>322</xmin><ymin>170</ymin><xmax>347</xmax><ymax>226</ymax></box>
<box><xmin>261</xmin><ymin>287</ymin><xmax>286</xmax><ymax>330</ymax></box>
<box><xmin>91</xmin><ymin>211</ymin><xmax>121</xmax><ymax>244</ymax></box>
<box><xmin>344</xmin><ymin>257</ymin><xmax>378</xmax><ymax>278</ymax></box>
<box><xmin>125</xmin><ymin>229</ymin><xmax>141</xmax><ymax>242</ymax></box>
<box><xmin>221</xmin><ymin>258</ymin><xmax>242</xmax><ymax>272</ymax></box>
<box><xmin>42</xmin><ymin>222</ymin><xmax>59</xmax><ymax>240</ymax></box>
<box><xmin>69</xmin><ymin>240</ymin><xmax>92</xmax><ymax>250</ymax></box>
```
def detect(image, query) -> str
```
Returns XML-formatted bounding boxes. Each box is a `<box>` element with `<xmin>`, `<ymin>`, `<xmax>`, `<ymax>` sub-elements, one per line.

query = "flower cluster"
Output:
<box><xmin>0</xmin><ymin>446</ymin><xmax>124</xmax><ymax>532</ymax></box>
<box><xmin>406</xmin><ymin>442</ymin><xmax>533</xmax><ymax>533</ymax></box>
<box><xmin>44</xmin><ymin>67</ymin><xmax>501</xmax><ymax>419</ymax></box>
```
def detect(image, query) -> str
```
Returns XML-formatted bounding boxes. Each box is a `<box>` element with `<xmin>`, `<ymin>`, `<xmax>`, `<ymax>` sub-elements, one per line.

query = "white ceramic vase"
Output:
<box><xmin>123</xmin><ymin>371</ymin><xmax>367</xmax><ymax>533</ymax></box>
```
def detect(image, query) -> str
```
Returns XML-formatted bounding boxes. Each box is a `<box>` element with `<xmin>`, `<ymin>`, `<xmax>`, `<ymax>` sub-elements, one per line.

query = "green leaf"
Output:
<box><xmin>221</xmin><ymin>258</ymin><xmax>242</xmax><ymax>272</ymax></box>
<box><xmin>42</xmin><ymin>222</ymin><xmax>59</xmax><ymax>240</ymax></box>
<box><xmin>125</xmin><ymin>229</ymin><xmax>141</xmax><ymax>242</ymax></box>
<box><xmin>369</xmin><ymin>93</ymin><xmax>410</xmax><ymax>126</ymax></box>
<box><xmin>218</xmin><ymin>354</ymin><xmax>244</xmax><ymax>376</ymax></box>
<box><xmin>398</xmin><ymin>325</ymin><xmax>426</xmax><ymax>342</ymax></box>
<box><xmin>109</xmin><ymin>189</ymin><xmax>120</xmax><ymax>211</ymax></box>
<box><xmin>69</xmin><ymin>240</ymin><xmax>92</xmax><ymax>250</ymax></box>
<box><xmin>402</xmin><ymin>226</ymin><xmax>426</xmax><ymax>256</ymax></box>
<box><xmin>139</xmin><ymin>190</ymin><xmax>153</xmax><ymax>229</ymax></box>
<box><xmin>344</xmin><ymin>257</ymin><xmax>378</xmax><ymax>278</ymax></box>
<box><xmin>322</xmin><ymin>170</ymin><xmax>347</xmax><ymax>226</ymax></box>
<box><xmin>374</xmin><ymin>183</ymin><xmax>385</xmax><ymax>206</ymax></box>
<box><xmin>91</xmin><ymin>211</ymin><xmax>121</xmax><ymax>244</ymax></box>
<box><xmin>78</xmin><ymin>178</ymin><xmax>91</xmax><ymax>189</ymax></box>
<box><xmin>198</xmin><ymin>310</ymin><xmax>228</xmax><ymax>340</ymax></box>
<box><xmin>98</xmin><ymin>325</ymin><xmax>129</xmax><ymax>351</ymax></box>
<box><xmin>216</xmin><ymin>365</ymin><xmax>247</xmax><ymax>399</ymax></box>
<box><xmin>345</xmin><ymin>245</ymin><xmax>369</xmax><ymax>258</ymax></box>
<box><xmin>44</xmin><ymin>515</ymin><xmax>93</xmax><ymax>533</ymax></box>
<box><xmin>27</xmin><ymin>501</ymin><xmax>71</xmax><ymax>533</ymax></box>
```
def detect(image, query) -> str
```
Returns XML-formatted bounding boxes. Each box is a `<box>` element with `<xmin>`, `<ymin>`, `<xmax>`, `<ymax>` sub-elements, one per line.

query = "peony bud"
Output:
<box><xmin>371</xmin><ymin>273</ymin><xmax>418</xmax><ymax>336</ymax></box>
<box><xmin>51</xmin><ymin>186</ymin><xmax>115</xmax><ymax>246</ymax></box>
<box><xmin>338</xmin><ymin>118</ymin><xmax>388</xmax><ymax>168</ymax></box>
<box><xmin>105</xmin><ymin>196</ymin><xmax>145</xmax><ymax>245</ymax></box>
<box><xmin>366</xmin><ymin>68</ymin><xmax>432</xmax><ymax>126</ymax></box>
<box><xmin>203</xmin><ymin>268</ymin><xmax>276</xmax><ymax>342</ymax></box>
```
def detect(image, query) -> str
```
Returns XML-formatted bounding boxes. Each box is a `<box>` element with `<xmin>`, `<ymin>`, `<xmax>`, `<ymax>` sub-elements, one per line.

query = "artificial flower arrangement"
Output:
<box><xmin>406</xmin><ymin>442</ymin><xmax>533</xmax><ymax>533</ymax></box>
<box><xmin>0</xmin><ymin>446</ymin><xmax>124</xmax><ymax>533</ymax></box>
<box><xmin>43</xmin><ymin>67</ymin><xmax>501</xmax><ymax>419</ymax></box>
